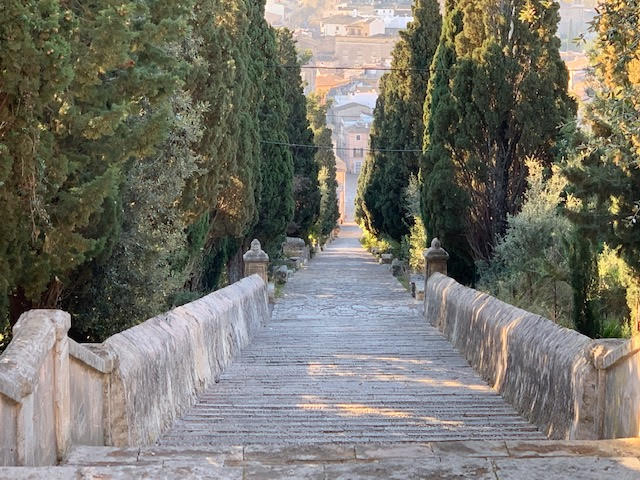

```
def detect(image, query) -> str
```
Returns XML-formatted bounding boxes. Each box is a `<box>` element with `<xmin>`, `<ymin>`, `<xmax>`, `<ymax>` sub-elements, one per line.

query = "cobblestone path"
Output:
<box><xmin>159</xmin><ymin>224</ymin><xmax>544</xmax><ymax>445</ymax></box>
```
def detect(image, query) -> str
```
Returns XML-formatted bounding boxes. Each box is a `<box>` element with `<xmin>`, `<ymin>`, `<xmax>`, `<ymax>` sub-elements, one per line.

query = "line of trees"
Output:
<box><xmin>356</xmin><ymin>0</ymin><xmax>640</xmax><ymax>337</ymax></box>
<box><xmin>0</xmin><ymin>0</ymin><xmax>339</xmax><ymax>347</ymax></box>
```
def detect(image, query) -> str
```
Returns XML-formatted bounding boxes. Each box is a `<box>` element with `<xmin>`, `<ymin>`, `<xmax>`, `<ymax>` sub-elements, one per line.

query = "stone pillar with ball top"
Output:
<box><xmin>243</xmin><ymin>239</ymin><xmax>269</xmax><ymax>285</ymax></box>
<box><xmin>423</xmin><ymin>238</ymin><xmax>449</xmax><ymax>279</ymax></box>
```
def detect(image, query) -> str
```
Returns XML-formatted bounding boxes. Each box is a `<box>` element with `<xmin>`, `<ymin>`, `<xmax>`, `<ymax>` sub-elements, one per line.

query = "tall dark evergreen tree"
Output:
<box><xmin>64</xmin><ymin>0</ymin><xmax>197</xmax><ymax>339</ymax></box>
<box><xmin>252</xmin><ymin>27</ymin><xmax>295</xmax><ymax>256</ymax></box>
<box><xmin>278</xmin><ymin>29</ymin><xmax>319</xmax><ymax>241</ymax></box>
<box><xmin>0</xmin><ymin>0</ymin><xmax>75</xmax><ymax>330</ymax></box>
<box><xmin>421</xmin><ymin>0</ymin><xmax>575</xmax><ymax>282</ymax></box>
<box><xmin>308</xmin><ymin>95</ymin><xmax>340</xmax><ymax>239</ymax></box>
<box><xmin>356</xmin><ymin>0</ymin><xmax>441</xmax><ymax>241</ymax></box>
<box><xmin>0</xmin><ymin>0</ymin><xmax>324</xmax><ymax>346</ymax></box>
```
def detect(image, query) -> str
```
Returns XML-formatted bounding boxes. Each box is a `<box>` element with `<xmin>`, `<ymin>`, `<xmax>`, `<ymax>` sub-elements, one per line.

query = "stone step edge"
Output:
<box><xmin>61</xmin><ymin>438</ymin><xmax>640</xmax><ymax>468</ymax></box>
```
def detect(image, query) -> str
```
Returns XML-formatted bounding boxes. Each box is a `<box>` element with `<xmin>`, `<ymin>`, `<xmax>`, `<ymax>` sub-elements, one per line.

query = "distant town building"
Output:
<box><xmin>327</xmin><ymin>100</ymin><xmax>375</xmax><ymax>174</ymax></box>
<box><xmin>321</xmin><ymin>15</ymin><xmax>385</xmax><ymax>37</ymax></box>
<box><xmin>383</xmin><ymin>15</ymin><xmax>412</xmax><ymax>35</ymax></box>
<box><xmin>265</xmin><ymin>1</ymin><xmax>288</xmax><ymax>26</ymax></box>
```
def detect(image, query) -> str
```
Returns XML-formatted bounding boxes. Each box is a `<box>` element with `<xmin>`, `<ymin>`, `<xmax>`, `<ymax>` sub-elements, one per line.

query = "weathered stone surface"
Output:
<box><xmin>7</xmin><ymin>439</ymin><xmax>640</xmax><ymax>479</ymax></box>
<box><xmin>243</xmin><ymin>239</ymin><xmax>269</xmax><ymax>284</ymax></box>
<box><xmin>274</xmin><ymin>265</ymin><xmax>289</xmax><ymax>285</ymax></box>
<box><xmin>391</xmin><ymin>259</ymin><xmax>404</xmax><ymax>277</ymax></box>
<box><xmin>244</xmin><ymin>463</ymin><xmax>325</xmax><ymax>480</ymax></box>
<box><xmin>102</xmin><ymin>275</ymin><xmax>269</xmax><ymax>447</ymax></box>
<box><xmin>64</xmin><ymin>446</ymin><xmax>140</xmax><ymax>466</ymax></box>
<box><xmin>423</xmin><ymin>238</ymin><xmax>449</xmax><ymax>278</ymax></box>
<box><xmin>69</xmin><ymin>352</ymin><xmax>107</xmax><ymax>446</ymax></box>
<box><xmin>493</xmin><ymin>457</ymin><xmax>640</xmax><ymax>480</ymax></box>
<box><xmin>0</xmin><ymin>311</ymin><xmax>58</xmax><ymax>402</ymax></box>
<box><xmin>325</xmin><ymin>457</ymin><xmax>496</xmax><ymax>480</ymax></box>
<box><xmin>0</xmin><ymin>467</ymin><xmax>79</xmax><ymax>479</ymax></box>
<box><xmin>0</xmin><ymin>310</ymin><xmax>71</xmax><ymax>466</ymax></box>
<box><xmin>245</xmin><ymin>444</ymin><xmax>354</xmax><ymax>463</ymax></box>
<box><xmin>283</xmin><ymin>237</ymin><xmax>310</xmax><ymax>264</ymax></box>
<box><xmin>505</xmin><ymin>438</ymin><xmax>640</xmax><ymax>458</ymax></box>
<box><xmin>425</xmin><ymin>273</ymin><xmax>598</xmax><ymax>440</ymax></box>
<box><xmin>380</xmin><ymin>253</ymin><xmax>393</xmax><ymax>264</ymax></box>
<box><xmin>431</xmin><ymin>440</ymin><xmax>509</xmax><ymax>458</ymax></box>
<box><xmin>591</xmin><ymin>337</ymin><xmax>640</xmax><ymax>438</ymax></box>
<box><xmin>355</xmin><ymin>443</ymin><xmax>433</xmax><ymax>460</ymax></box>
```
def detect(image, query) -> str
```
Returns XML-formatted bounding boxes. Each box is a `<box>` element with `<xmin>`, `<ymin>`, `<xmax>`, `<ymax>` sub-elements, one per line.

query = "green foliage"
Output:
<box><xmin>478</xmin><ymin>160</ymin><xmax>574</xmax><ymax>326</ymax></box>
<box><xmin>0</xmin><ymin>0</ymin><xmax>314</xmax><ymax>345</ymax></box>
<box><xmin>356</xmin><ymin>0</ymin><xmax>441</xmax><ymax>241</ymax></box>
<box><xmin>252</xmin><ymin>25</ymin><xmax>295</xmax><ymax>257</ymax></box>
<box><xmin>360</xmin><ymin>229</ymin><xmax>392</xmax><ymax>255</ymax></box>
<box><xmin>0</xmin><ymin>0</ymin><xmax>78</xmax><ymax>332</ymax></box>
<box><xmin>308</xmin><ymin>95</ymin><xmax>340</xmax><ymax>240</ymax></box>
<box><xmin>278</xmin><ymin>29</ymin><xmax>319</xmax><ymax>241</ymax></box>
<box><xmin>421</xmin><ymin>0</ymin><xmax>576</xmax><ymax>283</ymax></box>
<box><xmin>563</xmin><ymin>0</ymin><xmax>640</xmax><ymax>332</ymax></box>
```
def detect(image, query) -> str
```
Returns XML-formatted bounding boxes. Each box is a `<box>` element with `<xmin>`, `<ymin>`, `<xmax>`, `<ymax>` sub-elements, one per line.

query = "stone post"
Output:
<box><xmin>423</xmin><ymin>238</ymin><xmax>449</xmax><ymax>279</ymax></box>
<box><xmin>50</xmin><ymin>311</ymin><xmax>71</xmax><ymax>462</ymax></box>
<box><xmin>243</xmin><ymin>239</ymin><xmax>269</xmax><ymax>285</ymax></box>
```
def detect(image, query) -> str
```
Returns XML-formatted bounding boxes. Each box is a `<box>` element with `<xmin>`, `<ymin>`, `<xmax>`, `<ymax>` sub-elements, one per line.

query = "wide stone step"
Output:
<box><xmin>3</xmin><ymin>439</ymin><xmax>639</xmax><ymax>479</ymax></box>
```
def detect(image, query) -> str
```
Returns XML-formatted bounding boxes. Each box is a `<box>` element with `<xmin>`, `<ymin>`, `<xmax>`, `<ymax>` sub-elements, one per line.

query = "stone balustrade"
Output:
<box><xmin>0</xmin><ymin>275</ymin><xmax>269</xmax><ymax>466</ymax></box>
<box><xmin>424</xmin><ymin>271</ymin><xmax>640</xmax><ymax>440</ymax></box>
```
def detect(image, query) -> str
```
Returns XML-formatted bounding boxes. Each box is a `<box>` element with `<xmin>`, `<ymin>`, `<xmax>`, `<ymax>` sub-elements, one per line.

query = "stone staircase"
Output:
<box><xmin>158</xmin><ymin>225</ymin><xmax>543</xmax><ymax>447</ymax></box>
<box><xmin>3</xmin><ymin>224</ymin><xmax>639</xmax><ymax>478</ymax></box>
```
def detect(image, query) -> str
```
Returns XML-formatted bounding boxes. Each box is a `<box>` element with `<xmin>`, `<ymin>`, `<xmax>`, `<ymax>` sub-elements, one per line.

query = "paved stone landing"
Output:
<box><xmin>159</xmin><ymin>224</ymin><xmax>544</xmax><ymax>445</ymax></box>
<box><xmin>4</xmin><ymin>439</ymin><xmax>637</xmax><ymax>479</ymax></box>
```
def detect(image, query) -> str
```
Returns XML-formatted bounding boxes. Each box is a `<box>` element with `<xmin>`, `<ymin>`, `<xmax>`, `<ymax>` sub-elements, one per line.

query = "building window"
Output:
<box><xmin>352</xmin><ymin>148</ymin><xmax>364</xmax><ymax>158</ymax></box>
<box><xmin>356</xmin><ymin>135</ymin><xmax>360</xmax><ymax>140</ymax></box>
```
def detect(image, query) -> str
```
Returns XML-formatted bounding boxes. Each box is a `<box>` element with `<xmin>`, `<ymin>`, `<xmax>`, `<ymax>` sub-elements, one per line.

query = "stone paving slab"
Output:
<box><xmin>493</xmin><ymin>457</ymin><xmax>640</xmax><ymax>480</ymax></box>
<box><xmin>6</xmin><ymin>456</ymin><xmax>640</xmax><ymax>480</ymax></box>
<box><xmin>324</xmin><ymin>457</ymin><xmax>497</xmax><ymax>480</ymax></box>
<box><xmin>6</xmin><ymin>439</ymin><xmax>638</xmax><ymax>479</ymax></box>
<box><xmin>159</xmin><ymin>224</ymin><xmax>545</xmax><ymax>446</ymax></box>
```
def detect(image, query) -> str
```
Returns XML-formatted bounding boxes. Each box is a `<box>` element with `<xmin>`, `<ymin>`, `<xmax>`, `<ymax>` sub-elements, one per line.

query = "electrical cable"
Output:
<box><xmin>260</xmin><ymin>140</ymin><xmax>422</xmax><ymax>153</ymax></box>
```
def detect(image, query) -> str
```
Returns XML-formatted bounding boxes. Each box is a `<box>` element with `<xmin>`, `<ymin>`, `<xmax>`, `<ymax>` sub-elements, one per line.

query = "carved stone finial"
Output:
<box><xmin>244</xmin><ymin>239</ymin><xmax>268</xmax><ymax>261</ymax></box>
<box><xmin>423</xmin><ymin>237</ymin><xmax>449</xmax><ymax>279</ymax></box>
<box><xmin>243</xmin><ymin>239</ymin><xmax>269</xmax><ymax>284</ymax></box>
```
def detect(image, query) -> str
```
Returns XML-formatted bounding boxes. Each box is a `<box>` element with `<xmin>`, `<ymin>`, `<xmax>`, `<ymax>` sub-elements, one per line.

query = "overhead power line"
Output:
<box><xmin>260</xmin><ymin>140</ymin><xmax>422</xmax><ymax>153</ymax></box>
<box><xmin>275</xmin><ymin>64</ymin><xmax>588</xmax><ymax>73</ymax></box>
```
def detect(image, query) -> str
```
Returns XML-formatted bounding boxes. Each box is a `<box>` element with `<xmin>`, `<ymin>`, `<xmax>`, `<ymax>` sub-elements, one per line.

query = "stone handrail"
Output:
<box><xmin>425</xmin><ymin>272</ymin><xmax>640</xmax><ymax>440</ymax></box>
<box><xmin>0</xmin><ymin>310</ymin><xmax>70</xmax><ymax>466</ymax></box>
<box><xmin>0</xmin><ymin>274</ymin><xmax>269</xmax><ymax>466</ymax></box>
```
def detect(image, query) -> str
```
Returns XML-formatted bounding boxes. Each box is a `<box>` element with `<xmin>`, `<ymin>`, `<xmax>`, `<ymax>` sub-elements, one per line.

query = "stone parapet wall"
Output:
<box><xmin>425</xmin><ymin>273</ymin><xmax>640</xmax><ymax>440</ymax></box>
<box><xmin>591</xmin><ymin>336</ymin><xmax>640</xmax><ymax>438</ymax></box>
<box><xmin>103</xmin><ymin>275</ymin><xmax>268</xmax><ymax>446</ymax></box>
<box><xmin>0</xmin><ymin>275</ymin><xmax>269</xmax><ymax>466</ymax></box>
<box><xmin>0</xmin><ymin>310</ymin><xmax>70</xmax><ymax>466</ymax></box>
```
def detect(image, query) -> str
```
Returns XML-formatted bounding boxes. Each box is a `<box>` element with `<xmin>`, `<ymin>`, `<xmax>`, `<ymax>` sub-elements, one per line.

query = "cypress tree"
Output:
<box><xmin>0</xmin><ymin>0</ymin><xmax>75</xmax><ymax>329</ymax></box>
<box><xmin>308</xmin><ymin>95</ymin><xmax>340</xmax><ymax>239</ymax></box>
<box><xmin>251</xmin><ymin>27</ymin><xmax>295</xmax><ymax>256</ymax></box>
<box><xmin>420</xmin><ymin>0</ymin><xmax>473</xmax><ymax>282</ymax></box>
<box><xmin>356</xmin><ymin>0</ymin><xmax>441</xmax><ymax>241</ymax></box>
<box><xmin>278</xmin><ymin>29</ymin><xmax>320</xmax><ymax>241</ymax></box>
<box><xmin>422</xmin><ymin>0</ymin><xmax>575</xmax><ymax>282</ymax></box>
<box><xmin>63</xmin><ymin>0</ymin><xmax>197</xmax><ymax>339</ymax></box>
